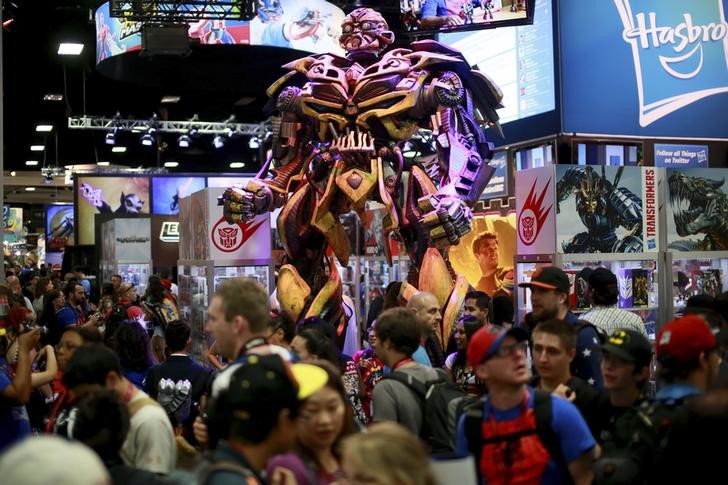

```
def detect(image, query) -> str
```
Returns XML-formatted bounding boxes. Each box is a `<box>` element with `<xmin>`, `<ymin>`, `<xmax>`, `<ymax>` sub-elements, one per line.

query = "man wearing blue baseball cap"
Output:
<box><xmin>456</xmin><ymin>327</ymin><xmax>598</xmax><ymax>485</ymax></box>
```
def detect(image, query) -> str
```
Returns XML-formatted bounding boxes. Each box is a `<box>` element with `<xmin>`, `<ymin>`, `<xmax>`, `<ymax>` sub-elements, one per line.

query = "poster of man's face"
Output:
<box><xmin>450</xmin><ymin>211</ymin><xmax>516</xmax><ymax>296</ymax></box>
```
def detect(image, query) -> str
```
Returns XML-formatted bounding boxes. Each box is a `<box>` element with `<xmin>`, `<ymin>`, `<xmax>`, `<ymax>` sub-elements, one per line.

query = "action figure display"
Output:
<box><xmin>556</xmin><ymin>166</ymin><xmax>643</xmax><ymax>253</ymax></box>
<box><xmin>220</xmin><ymin>8</ymin><xmax>502</xmax><ymax>346</ymax></box>
<box><xmin>668</xmin><ymin>171</ymin><xmax>728</xmax><ymax>251</ymax></box>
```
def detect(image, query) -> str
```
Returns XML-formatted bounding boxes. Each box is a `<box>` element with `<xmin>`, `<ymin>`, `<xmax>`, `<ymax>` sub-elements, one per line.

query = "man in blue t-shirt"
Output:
<box><xmin>421</xmin><ymin>0</ymin><xmax>477</xmax><ymax>29</ymax></box>
<box><xmin>0</xmin><ymin>328</ymin><xmax>40</xmax><ymax>453</ymax></box>
<box><xmin>456</xmin><ymin>326</ymin><xmax>598</xmax><ymax>484</ymax></box>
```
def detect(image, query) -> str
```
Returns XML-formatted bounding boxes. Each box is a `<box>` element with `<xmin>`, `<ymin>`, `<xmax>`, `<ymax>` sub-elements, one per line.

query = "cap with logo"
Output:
<box><xmin>518</xmin><ymin>266</ymin><xmax>571</xmax><ymax>294</ymax></box>
<box><xmin>600</xmin><ymin>329</ymin><xmax>652</xmax><ymax>367</ymax></box>
<box><xmin>467</xmin><ymin>326</ymin><xmax>529</xmax><ymax>367</ymax></box>
<box><xmin>656</xmin><ymin>315</ymin><xmax>717</xmax><ymax>364</ymax></box>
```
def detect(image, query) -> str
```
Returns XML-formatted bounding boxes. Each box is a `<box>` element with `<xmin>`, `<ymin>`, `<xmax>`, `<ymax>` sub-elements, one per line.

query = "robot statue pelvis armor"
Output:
<box><xmin>220</xmin><ymin>8</ymin><xmax>503</xmax><ymax>346</ymax></box>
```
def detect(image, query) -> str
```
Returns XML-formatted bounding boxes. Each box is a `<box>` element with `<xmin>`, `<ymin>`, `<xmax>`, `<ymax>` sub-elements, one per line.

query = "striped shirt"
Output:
<box><xmin>580</xmin><ymin>306</ymin><xmax>648</xmax><ymax>338</ymax></box>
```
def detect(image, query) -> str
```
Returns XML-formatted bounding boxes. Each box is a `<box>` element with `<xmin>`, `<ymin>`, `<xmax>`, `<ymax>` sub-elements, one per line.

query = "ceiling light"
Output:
<box><xmin>58</xmin><ymin>42</ymin><xmax>84</xmax><ymax>55</ymax></box>
<box><xmin>97</xmin><ymin>161</ymin><xmax>110</xmax><ymax>166</ymax></box>
<box><xmin>35</xmin><ymin>124</ymin><xmax>53</xmax><ymax>132</ymax></box>
<box><xmin>105</xmin><ymin>130</ymin><xmax>116</xmax><ymax>145</ymax></box>
<box><xmin>43</xmin><ymin>93</ymin><xmax>64</xmax><ymax>102</ymax></box>
<box><xmin>161</xmin><ymin>95</ymin><xmax>181</xmax><ymax>104</ymax></box>
<box><xmin>213</xmin><ymin>135</ymin><xmax>225</xmax><ymax>149</ymax></box>
<box><xmin>141</xmin><ymin>134</ymin><xmax>155</xmax><ymax>146</ymax></box>
<box><xmin>229</xmin><ymin>162</ymin><xmax>245</xmax><ymax>168</ymax></box>
<box><xmin>25</xmin><ymin>160</ymin><xmax>39</xmax><ymax>166</ymax></box>
<box><xmin>111</xmin><ymin>146</ymin><xmax>127</xmax><ymax>153</ymax></box>
<box><xmin>177</xmin><ymin>134</ymin><xmax>191</xmax><ymax>148</ymax></box>
<box><xmin>248</xmin><ymin>136</ymin><xmax>260</xmax><ymax>149</ymax></box>
<box><xmin>25</xmin><ymin>187</ymin><xmax>36</xmax><ymax>191</ymax></box>
<box><xmin>10</xmin><ymin>171</ymin><xmax>16</xmax><ymax>176</ymax></box>
<box><xmin>164</xmin><ymin>161</ymin><xmax>179</xmax><ymax>168</ymax></box>
<box><xmin>30</xmin><ymin>145</ymin><xmax>45</xmax><ymax>151</ymax></box>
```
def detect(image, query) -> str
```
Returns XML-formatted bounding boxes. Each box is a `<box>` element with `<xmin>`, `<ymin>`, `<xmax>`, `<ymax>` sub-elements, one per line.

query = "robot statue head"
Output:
<box><xmin>339</xmin><ymin>8</ymin><xmax>394</xmax><ymax>59</ymax></box>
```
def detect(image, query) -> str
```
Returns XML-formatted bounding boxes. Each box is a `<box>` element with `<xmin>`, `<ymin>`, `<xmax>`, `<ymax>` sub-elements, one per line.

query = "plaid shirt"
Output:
<box><xmin>580</xmin><ymin>306</ymin><xmax>648</xmax><ymax>338</ymax></box>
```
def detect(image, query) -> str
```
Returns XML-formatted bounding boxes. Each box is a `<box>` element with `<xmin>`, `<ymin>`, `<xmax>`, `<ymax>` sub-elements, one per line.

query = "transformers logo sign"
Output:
<box><xmin>518</xmin><ymin>178</ymin><xmax>553</xmax><ymax>246</ymax></box>
<box><xmin>211</xmin><ymin>216</ymin><xmax>265</xmax><ymax>253</ymax></box>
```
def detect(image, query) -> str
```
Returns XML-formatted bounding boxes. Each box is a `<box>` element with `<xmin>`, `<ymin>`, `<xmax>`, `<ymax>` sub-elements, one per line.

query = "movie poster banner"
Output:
<box><xmin>3</xmin><ymin>206</ymin><xmax>23</xmax><ymax>244</ymax></box>
<box><xmin>76</xmin><ymin>176</ymin><xmax>150</xmax><ymax>245</ymax></box>
<box><xmin>516</xmin><ymin>167</ymin><xmax>555</xmax><ymax>255</ymax></box>
<box><xmin>450</xmin><ymin>211</ymin><xmax>516</xmax><ymax>297</ymax></box>
<box><xmin>46</xmin><ymin>205</ymin><xmax>75</xmax><ymax>250</ymax></box>
<box><xmin>152</xmin><ymin>176</ymin><xmax>206</xmax><ymax>215</ymax></box>
<box><xmin>666</xmin><ymin>168</ymin><xmax>728</xmax><ymax>251</ymax></box>
<box><xmin>555</xmin><ymin>166</ymin><xmax>654</xmax><ymax>253</ymax></box>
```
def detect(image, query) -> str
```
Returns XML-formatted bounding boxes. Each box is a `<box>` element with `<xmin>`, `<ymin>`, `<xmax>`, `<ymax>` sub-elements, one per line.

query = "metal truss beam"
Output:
<box><xmin>109</xmin><ymin>1</ymin><xmax>256</xmax><ymax>22</ymax></box>
<box><xmin>68</xmin><ymin>116</ymin><xmax>268</xmax><ymax>136</ymax></box>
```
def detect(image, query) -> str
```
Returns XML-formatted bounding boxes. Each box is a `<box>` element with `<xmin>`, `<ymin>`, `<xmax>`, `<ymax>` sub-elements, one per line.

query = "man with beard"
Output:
<box><xmin>520</xmin><ymin>266</ymin><xmax>604</xmax><ymax>389</ymax></box>
<box><xmin>473</xmin><ymin>232</ymin><xmax>513</xmax><ymax>298</ymax></box>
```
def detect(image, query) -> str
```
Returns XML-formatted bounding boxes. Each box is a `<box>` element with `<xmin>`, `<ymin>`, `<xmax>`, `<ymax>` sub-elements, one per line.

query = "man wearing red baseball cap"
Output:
<box><xmin>456</xmin><ymin>327</ymin><xmax>598</xmax><ymax>485</ymax></box>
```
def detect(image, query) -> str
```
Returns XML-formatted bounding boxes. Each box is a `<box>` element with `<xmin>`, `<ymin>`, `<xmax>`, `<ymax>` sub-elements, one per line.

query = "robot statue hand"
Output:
<box><xmin>418</xmin><ymin>194</ymin><xmax>472</xmax><ymax>248</ymax></box>
<box><xmin>219</xmin><ymin>179</ymin><xmax>275</xmax><ymax>223</ymax></box>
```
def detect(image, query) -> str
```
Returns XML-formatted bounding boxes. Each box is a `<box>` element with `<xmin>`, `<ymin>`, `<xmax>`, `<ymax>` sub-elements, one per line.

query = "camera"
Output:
<box><xmin>24</xmin><ymin>324</ymin><xmax>48</xmax><ymax>335</ymax></box>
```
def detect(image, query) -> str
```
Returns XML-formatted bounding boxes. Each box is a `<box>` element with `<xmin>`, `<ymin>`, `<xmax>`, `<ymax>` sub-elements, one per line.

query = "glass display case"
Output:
<box><xmin>668</xmin><ymin>251</ymin><xmax>728</xmax><ymax>317</ymax></box>
<box><xmin>178</xmin><ymin>260</ymin><xmax>273</xmax><ymax>363</ymax></box>
<box><xmin>100</xmin><ymin>261</ymin><xmax>152</xmax><ymax>294</ymax></box>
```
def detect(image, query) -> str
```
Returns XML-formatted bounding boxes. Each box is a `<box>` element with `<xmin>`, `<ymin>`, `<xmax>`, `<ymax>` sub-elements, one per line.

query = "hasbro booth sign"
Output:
<box><xmin>654</xmin><ymin>143</ymin><xmax>709</xmax><ymax>167</ymax></box>
<box><xmin>560</xmin><ymin>0</ymin><xmax>728</xmax><ymax>138</ymax></box>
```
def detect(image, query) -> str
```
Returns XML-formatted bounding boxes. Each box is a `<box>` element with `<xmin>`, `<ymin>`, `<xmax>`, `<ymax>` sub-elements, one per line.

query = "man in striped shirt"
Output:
<box><xmin>580</xmin><ymin>268</ymin><xmax>648</xmax><ymax>338</ymax></box>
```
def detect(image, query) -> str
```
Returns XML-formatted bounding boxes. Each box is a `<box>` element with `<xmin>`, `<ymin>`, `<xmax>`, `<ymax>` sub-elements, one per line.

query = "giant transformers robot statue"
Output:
<box><xmin>219</xmin><ymin>8</ymin><xmax>502</xmax><ymax>347</ymax></box>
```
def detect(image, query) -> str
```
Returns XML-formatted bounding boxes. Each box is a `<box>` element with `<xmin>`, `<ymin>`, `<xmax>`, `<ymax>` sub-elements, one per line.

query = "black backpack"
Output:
<box><xmin>463</xmin><ymin>390</ymin><xmax>570</xmax><ymax>483</ymax></box>
<box><xmin>384</xmin><ymin>370</ymin><xmax>478</xmax><ymax>453</ymax></box>
<box><xmin>575</xmin><ymin>320</ymin><xmax>608</xmax><ymax>345</ymax></box>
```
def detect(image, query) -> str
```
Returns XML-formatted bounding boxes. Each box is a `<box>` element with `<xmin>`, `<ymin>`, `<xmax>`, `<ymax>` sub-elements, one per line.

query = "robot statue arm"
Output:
<box><xmin>610</xmin><ymin>187</ymin><xmax>643</xmax><ymax>236</ymax></box>
<box><xmin>219</xmin><ymin>86</ymin><xmax>307</xmax><ymax>223</ymax></box>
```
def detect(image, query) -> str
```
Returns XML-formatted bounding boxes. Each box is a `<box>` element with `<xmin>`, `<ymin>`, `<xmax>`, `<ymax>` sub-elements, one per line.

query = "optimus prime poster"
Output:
<box><xmin>516</xmin><ymin>167</ymin><xmax>556</xmax><ymax>255</ymax></box>
<box><xmin>152</xmin><ymin>176</ymin><xmax>206</xmax><ymax>215</ymax></box>
<box><xmin>76</xmin><ymin>176</ymin><xmax>150</xmax><ymax>245</ymax></box>
<box><xmin>95</xmin><ymin>0</ymin><xmax>345</xmax><ymax>64</ymax></box>
<box><xmin>667</xmin><ymin>168</ymin><xmax>728</xmax><ymax>251</ymax></box>
<box><xmin>450</xmin><ymin>211</ymin><xmax>516</xmax><ymax>297</ymax></box>
<box><xmin>179</xmin><ymin>188</ymin><xmax>271</xmax><ymax>261</ymax></box>
<box><xmin>554</xmin><ymin>166</ymin><xmax>659</xmax><ymax>253</ymax></box>
<box><xmin>46</xmin><ymin>205</ymin><xmax>75</xmax><ymax>250</ymax></box>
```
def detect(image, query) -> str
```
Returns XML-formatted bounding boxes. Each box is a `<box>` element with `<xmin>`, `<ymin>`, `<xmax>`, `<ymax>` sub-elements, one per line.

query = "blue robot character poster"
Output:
<box><xmin>152</xmin><ymin>177</ymin><xmax>206</xmax><ymax>215</ymax></box>
<box><xmin>555</xmin><ymin>166</ymin><xmax>645</xmax><ymax>253</ymax></box>
<box><xmin>46</xmin><ymin>205</ymin><xmax>75</xmax><ymax>251</ymax></box>
<box><xmin>667</xmin><ymin>168</ymin><xmax>728</xmax><ymax>251</ymax></box>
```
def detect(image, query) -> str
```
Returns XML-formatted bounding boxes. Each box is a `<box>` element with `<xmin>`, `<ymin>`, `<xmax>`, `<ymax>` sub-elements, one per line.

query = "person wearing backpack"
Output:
<box><xmin>519</xmin><ymin>266</ymin><xmax>605</xmax><ymax>389</ymax></box>
<box><xmin>371</xmin><ymin>307</ymin><xmax>446</xmax><ymax>437</ymax></box>
<box><xmin>456</xmin><ymin>326</ymin><xmax>598</xmax><ymax>485</ymax></box>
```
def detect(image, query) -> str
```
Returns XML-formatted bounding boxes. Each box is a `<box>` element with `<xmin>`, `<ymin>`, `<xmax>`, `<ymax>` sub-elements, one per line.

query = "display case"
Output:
<box><xmin>100</xmin><ymin>261</ymin><xmax>152</xmax><ymax>294</ymax></box>
<box><xmin>178</xmin><ymin>260</ymin><xmax>272</xmax><ymax>362</ymax></box>
<box><xmin>99</xmin><ymin>217</ymin><xmax>152</xmax><ymax>294</ymax></box>
<box><xmin>667</xmin><ymin>251</ymin><xmax>728</xmax><ymax>317</ymax></box>
<box><xmin>178</xmin><ymin>187</ymin><xmax>273</xmax><ymax>363</ymax></box>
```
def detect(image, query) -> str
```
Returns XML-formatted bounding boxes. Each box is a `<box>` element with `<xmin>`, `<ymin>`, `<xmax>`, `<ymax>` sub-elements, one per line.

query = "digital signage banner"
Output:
<box><xmin>46</xmin><ymin>205</ymin><xmax>75</xmax><ymax>251</ymax></box>
<box><xmin>152</xmin><ymin>176</ymin><xmax>206</xmax><ymax>215</ymax></box>
<box><xmin>95</xmin><ymin>0</ymin><xmax>345</xmax><ymax>64</ymax></box>
<box><xmin>654</xmin><ymin>143</ymin><xmax>709</xmax><ymax>167</ymax></box>
<box><xmin>480</xmin><ymin>151</ymin><xmax>510</xmax><ymax>200</ymax></box>
<box><xmin>560</xmin><ymin>0</ymin><xmax>728</xmax><ymax>138</ymax></box>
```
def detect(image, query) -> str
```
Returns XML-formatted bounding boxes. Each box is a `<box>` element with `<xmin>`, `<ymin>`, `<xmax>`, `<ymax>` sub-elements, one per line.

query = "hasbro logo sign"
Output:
<box><xmin>615</xmin><ymin>0</ymin><xmax>728</xmax><ymax>126</ymax></box>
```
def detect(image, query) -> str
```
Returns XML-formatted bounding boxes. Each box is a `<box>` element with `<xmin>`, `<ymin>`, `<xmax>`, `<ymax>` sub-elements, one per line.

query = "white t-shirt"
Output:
<box><xmin>121</xmin><ymin>389</ymin><xmax>176</xmax><ymax>474</ymax></box>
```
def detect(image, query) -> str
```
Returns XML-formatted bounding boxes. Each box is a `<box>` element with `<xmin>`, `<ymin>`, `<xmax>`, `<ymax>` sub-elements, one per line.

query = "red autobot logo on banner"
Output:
<box><xmin>211</xmin><ymin>216</ymin><xmax>265</xmax><ymax>253</ymax></box>
<box><xmin>518</xmin><ymin>178</ymin><xmax>552</xmax><ymax>246</ymax></box>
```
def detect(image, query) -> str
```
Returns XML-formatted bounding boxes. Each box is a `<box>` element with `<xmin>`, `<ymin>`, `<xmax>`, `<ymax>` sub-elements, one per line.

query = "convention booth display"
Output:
<box><xmin>178</xmin><ymin>187</ymin><xmax>272</xmax><ymax>361</ymax></box>
<box><xmin>99</xmin><ymin>217</ymin><xmax>153</xmax><ymax>295</ymax></box>
<box><xmin>514</xmin><ymin>165</ymin><xmax>664</xmax><ymax>339</ymax></box>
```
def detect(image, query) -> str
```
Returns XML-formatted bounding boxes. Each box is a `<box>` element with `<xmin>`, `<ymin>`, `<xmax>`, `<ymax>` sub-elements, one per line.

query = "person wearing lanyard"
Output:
<box><xmin>194</xmin><ymin>277</ymin><xmax>291</xmax><ymax>448</ymax></box>
<box><xmin>371</xmin><ymin>308</ymin><xmax>444</xmax><ymax>435</ymax></box>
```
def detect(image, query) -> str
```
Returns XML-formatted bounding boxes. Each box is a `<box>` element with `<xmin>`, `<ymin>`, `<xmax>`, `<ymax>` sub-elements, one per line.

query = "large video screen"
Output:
<box><xmin>76</xmin><ymin>176</ymin><xmax>150</xmax><ymax>245</ymax></box>
<box><xmin>401</xmin><ymin>0</ymin><xmax>534</xmax><ymax>35</ymax></box>
<box><xmin>46</xmin><ymin>205</ymin><xmax>75</xmax><ymax>251</ymax></box>
<box><xmin>152</xmin><ymin>176</ymin><xmax>206</xmax><ymax>215</ymax></box>
<box><xmin>438</xmin><ymin>0</ymin><xmax>554</xmax><ymax>125</ymax></box>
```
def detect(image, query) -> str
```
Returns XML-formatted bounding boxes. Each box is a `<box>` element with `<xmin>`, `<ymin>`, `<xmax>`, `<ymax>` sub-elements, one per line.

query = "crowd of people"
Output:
<box><xmin>1</xmin><ymin>262</ymin><xmax>728</xmax><ymax>485</ymax></box>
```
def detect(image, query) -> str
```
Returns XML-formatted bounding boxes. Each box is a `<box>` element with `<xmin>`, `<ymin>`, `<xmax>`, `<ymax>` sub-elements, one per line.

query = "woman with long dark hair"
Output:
<box><xmin>445</xmin><ymin>315</ymin><xmax>486</xmax><ymax>396</ymax></box>
<box><xmin>112</xmin><ymin>320</ymin><xmax>153</xmax><ymax>389</ymax></box>
<box><xmin>267</xmin><ymin>361</ymin><xmax>355</xmax><ymax>484</ymax></box>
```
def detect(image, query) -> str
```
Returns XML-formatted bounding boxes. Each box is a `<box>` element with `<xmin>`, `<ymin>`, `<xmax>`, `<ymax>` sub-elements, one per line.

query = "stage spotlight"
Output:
<box><xmin>177</xmin><ymin>134</ymin><xmax>191</xmax><ymax>148</ymax></box>
<box><xmin>248</xmin><ymin>136</ymin><xmax>260</xmax><ymax>149</ymax></box>
<box><xmin>141</xmin><ymin>129</ymin><xmax>156</xmax><ymax>147</ymax></box>
<box><xmin>213</xmin><ymin>135</ymin><xmax>225</xmax><ymax>149</ymax></box>
<box><xmin>105</xmin><ymin>130</ymin><xmax>116</xmax><ymax>145</ymax></box>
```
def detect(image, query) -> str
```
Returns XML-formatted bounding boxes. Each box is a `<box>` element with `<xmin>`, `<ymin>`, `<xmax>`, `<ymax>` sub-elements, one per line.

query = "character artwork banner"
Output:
<box><xmin>450</xmin><ymin>211</ymin><xmax>516</xmax><ymax>297</ymax></box>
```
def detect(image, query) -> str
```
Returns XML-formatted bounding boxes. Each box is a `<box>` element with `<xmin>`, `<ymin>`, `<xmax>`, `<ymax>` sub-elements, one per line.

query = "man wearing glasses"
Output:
<box><xmin>456</xmin><ymin>327</ymin><xmax>598</xmax><ymax>485</ymax></box>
